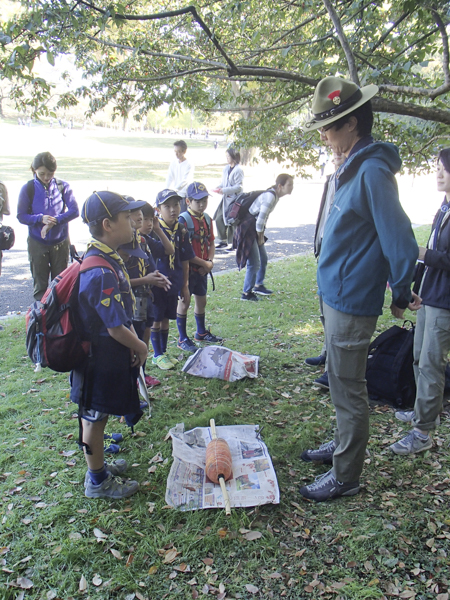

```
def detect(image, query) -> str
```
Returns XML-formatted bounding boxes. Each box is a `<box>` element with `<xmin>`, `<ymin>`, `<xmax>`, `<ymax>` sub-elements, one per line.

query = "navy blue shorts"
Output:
<box><xmin>189</xmin><ymin>270</ymin><xmax>208</xmax><ymax>297</ymax></box>
<box><xmin>152</xmin><ymin>291</ymin><xmax>178</xmax><ymax>322</ymax></box>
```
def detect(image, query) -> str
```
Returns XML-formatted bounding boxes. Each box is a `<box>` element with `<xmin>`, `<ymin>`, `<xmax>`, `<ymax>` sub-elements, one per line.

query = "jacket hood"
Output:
<box><xmin>340</xmin><ymin>141</ymin><xmax>402</xmax><ymax>180</ymax></box>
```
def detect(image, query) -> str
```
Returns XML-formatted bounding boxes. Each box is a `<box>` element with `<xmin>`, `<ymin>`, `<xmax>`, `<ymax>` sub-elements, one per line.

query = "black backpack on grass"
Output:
<box><xmin>365</xmin><ymin>321</ymin><xmax>416</xmax><ymax>408</ymax></box>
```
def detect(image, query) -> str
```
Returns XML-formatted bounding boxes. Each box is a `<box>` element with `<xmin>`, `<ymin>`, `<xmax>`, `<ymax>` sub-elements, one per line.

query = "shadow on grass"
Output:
<box><xmin>1</xmin><ymin>157</ymin><xmax>224</xmax><ymax>181</ymax></box>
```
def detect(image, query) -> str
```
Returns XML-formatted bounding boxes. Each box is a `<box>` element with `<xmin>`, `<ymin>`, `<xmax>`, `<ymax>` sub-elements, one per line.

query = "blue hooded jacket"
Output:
<box><xmin>317</xmin><ymin>141</ymin><xmax>418</xmax><ymax>316</ymax></box>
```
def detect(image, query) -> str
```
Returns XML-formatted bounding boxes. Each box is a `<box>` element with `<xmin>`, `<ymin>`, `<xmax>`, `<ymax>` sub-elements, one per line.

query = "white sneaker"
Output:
<box><xmin>389</xmin><ymin>430</ymin><xmax>432</xmax><ymax>455</ymax></box>
<box><xmin>395</xmin><ymin>410</ymin><xmax>440</xmax><ymax>426</ymax></box>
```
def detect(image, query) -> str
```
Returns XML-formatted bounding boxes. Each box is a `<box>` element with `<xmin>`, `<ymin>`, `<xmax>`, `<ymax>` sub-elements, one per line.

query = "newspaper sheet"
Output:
<box><xmin>181</xmin><ymin>345</ymin><xmax>259</xmax><ymax>381</ymax></box>
<box><xmin>165</xmin><ymin>423</ymin><xmax>280</xmax><ymax>511</ymax></box>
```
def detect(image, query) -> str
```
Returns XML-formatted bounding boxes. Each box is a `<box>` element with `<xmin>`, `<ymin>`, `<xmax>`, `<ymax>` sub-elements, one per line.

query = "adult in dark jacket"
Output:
<box><xmin>299</xmin><ymin>76</ymin><xmax>419</xmax><ymax>502</ymax></box>
<box><xmin>17</xmin><ymin>152</ymin><xmax>79</xmax><ymax>300</ymax></box>
<box><xmin>391</xmin><ymin>148</ymin><xmax>450</xmax><ymax>455</ymax></box>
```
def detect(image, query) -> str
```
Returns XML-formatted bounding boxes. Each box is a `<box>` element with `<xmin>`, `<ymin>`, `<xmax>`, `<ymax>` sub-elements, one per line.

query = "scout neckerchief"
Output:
<box><xmin>188</xmin><ymin>207</ymin><xmax>208</xmax><ymax>257</ymax></box>
<box><xmin>86</xmin><ymin>238</ymin><xmax>135</xmax><ymax>312</ymax></box>
<box><xmin>159</xmin><ymin>217</ymin><xmax>178</xmax><ymax>270</ymax></box>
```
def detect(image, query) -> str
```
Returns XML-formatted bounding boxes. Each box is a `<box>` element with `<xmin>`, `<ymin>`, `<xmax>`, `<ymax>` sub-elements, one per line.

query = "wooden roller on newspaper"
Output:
<box><xmin>205</xmin><ymin>418</ymin><xmax>232</xmax><ymax>515</ymax></box>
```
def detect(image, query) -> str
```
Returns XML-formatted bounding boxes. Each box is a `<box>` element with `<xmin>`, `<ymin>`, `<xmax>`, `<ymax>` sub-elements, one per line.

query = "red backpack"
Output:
<box><xmin>26</xmin><ymin>255</ymin><xmax>117</xmax><ymax>372</ymax></box>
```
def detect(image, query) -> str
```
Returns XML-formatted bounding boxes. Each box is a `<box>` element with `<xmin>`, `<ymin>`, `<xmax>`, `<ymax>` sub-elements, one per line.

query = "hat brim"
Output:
<box><xmin>303</xmin><ymin>84</ymin><xmax>379</xmax><ymax>131</ymax></box>
<box><xmin>127</xmin><ymin>200</ymin><xmax>147</xmax><ymax>212</ymax></box>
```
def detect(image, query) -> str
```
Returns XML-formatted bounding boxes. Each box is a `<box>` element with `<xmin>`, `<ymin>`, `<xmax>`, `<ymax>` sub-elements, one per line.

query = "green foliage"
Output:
<box><xmin>1</xmin><ymin>1</ymin><xmax>450</xmax><ymax>167</ymax></box>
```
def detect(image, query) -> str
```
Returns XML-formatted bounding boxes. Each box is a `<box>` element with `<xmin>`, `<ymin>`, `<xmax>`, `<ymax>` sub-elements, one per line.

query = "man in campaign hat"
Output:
<box><xmin>299</xmin><ymin>77</ymin><xmax>420</xmax><ymax>501</ymax></box>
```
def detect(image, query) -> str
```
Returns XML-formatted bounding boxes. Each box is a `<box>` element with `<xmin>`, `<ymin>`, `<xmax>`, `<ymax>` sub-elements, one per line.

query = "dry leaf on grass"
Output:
<box><xmin>202</xmin><ymin>557</ymin><xmax>213</xmax><ymax>565</ymax></box>
<box><xmin>110</xmin><ymin>548</ymin><xmax>122</xmax><ymax>560</ymax></box>
<box><xmin>245</xmin><ymin>583</ymin><xmax>259</xmax><ymax>594</ymax></box>
<box><xmin>163</xmin><ymin>548</ymin><xmax>180</xmax><ymax>564</ymax></box>
<box><xmin>92</xmin><ymin>574</ymin><xmax>102</xmax><ymax>587</ymax></box>
<box><xmin>16</xmin><ymin>577</ymin><xmax>33</xmax><ymax>589</ymax></box>
<box><xmin>244</xmin><ymin>531</ymin><xmax>262</xmax><ymax>541</ymax></box>
<box><xmin>93</xmin><ymin>528</ymin><xmax>107</xmax><ymax>540</ymax></box>
<box><xmin>79</xmin><ymin>575</ymin><xmax>87</xmax><ymax>592</ymax></box>
<box><xmin>148</xmin><ymin>565</ymin><xmax>158</xmax><ymax>575</ymax></box>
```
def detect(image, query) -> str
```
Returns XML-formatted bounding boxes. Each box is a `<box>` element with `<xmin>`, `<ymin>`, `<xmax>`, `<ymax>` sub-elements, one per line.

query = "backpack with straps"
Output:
<box><xmin>180</xmin><ymin>211</ymin><xmax>212</xmax><ymax>243</ymax></box>
<box><xmin>26</xmin><ymin>255</ymin><xmax>118</xmax><ymax>373</ymax></box>
<box><xmin>26</xmin><ymin>179</ymin><xmax>65</xmax><ymax>207</ymax></box>
<box><xmin>365</xmin><ymin>320</ymin><xmax>416</xmax><ymax>408</ymax></box>
<box><xmin>224</xmin><ymin>188</ymin><xmax>276</xmax><ymax>226</ymax></box>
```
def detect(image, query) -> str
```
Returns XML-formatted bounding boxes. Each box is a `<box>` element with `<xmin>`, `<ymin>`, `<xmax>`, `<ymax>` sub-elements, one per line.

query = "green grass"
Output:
<box><xmin>1</xmin><ymin>251</ymin><xmax>449</xmax><ymax>600</ymax></box>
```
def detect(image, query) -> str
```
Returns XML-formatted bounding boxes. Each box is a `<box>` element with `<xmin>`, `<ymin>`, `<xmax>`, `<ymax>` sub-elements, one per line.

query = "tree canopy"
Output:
<box><xmin>1</xmin><ymin>0</ymin><xmax>449</xmax><ymax>171</ymax></box>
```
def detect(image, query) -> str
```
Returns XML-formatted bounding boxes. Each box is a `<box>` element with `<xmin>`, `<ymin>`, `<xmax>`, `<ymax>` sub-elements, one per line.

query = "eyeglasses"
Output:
<box><xmin>319</xmin><ymin>123</ymin><xmax>335</xmax><ymax>133</ymax></box>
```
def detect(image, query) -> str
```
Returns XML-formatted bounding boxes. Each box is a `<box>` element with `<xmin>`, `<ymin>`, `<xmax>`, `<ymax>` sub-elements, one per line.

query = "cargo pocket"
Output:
<box><xmin>329</xmin><ymin>336</ymin><xmax>371</xmax><ymax>380</ymax></box>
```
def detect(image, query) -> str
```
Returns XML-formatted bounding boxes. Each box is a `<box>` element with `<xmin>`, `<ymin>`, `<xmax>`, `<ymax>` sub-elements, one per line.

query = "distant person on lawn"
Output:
<box><xmin>299</xmin><ymin>76</ymin><xmax>419</xmax><ymax>502</ymax></box>
<box><xmin>17</xmin><ymin>152</ymin><xmax>79</xmax><ymax>300</ymax></box>
<box><xmin>165</xmin><ymin>140</ymin><xmax>194</xmax><ymax>213</ymax></box>
<box><xmin>234</xmin><ymin>174</ymin><xmax>294</xmax><ymax>301</ymax></box>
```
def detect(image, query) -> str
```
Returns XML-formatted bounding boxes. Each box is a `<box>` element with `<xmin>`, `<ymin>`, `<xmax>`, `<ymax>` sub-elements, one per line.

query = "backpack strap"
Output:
<box><xmin>26</xmin><ymin>180</ymin><xmax>34</xmax><ymax>204</ymax></box>
<box><xmin>26</xmin><ymin>178</ymin><xmax>66</xmax><ymax>210</ymax></box>
<box><xmin>80</xmin><ymin>255</ymin><xmax>119</xmax><ymax>280</ymax></box>
<box><xmin>180</xmin><ymin>211</ymin><xmax>194</xmax><ymax>239</ymax></box>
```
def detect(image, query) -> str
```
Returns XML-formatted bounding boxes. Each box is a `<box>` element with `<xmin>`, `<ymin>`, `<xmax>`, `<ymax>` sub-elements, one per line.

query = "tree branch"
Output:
<box><xmin>412</xmin><ymin>134</ymin><xmax>450</xmax><ymax>155</ymax></box>
<box><xmin>430</xmin><ymin>7</ymin><xmax>450</xmax><ymax>99</ymax></box>
<box><xmin>372</xmin><ymin>97</ymin><xmax>450</xmax><ymax>125</ymax></box>
<box><xmin>321</xmin><ymin>0</ymin><xmax>360</xmax><ymax>85</ymax></box>
<box><xmin>204</xmin><ymin>94</ymin><xmax>310</xmax><ymax>112</ymax></box>
<box><xmin>370</xmin><ymin>11</ymin><xmax>410</xmax><ymax>53</ymax></box>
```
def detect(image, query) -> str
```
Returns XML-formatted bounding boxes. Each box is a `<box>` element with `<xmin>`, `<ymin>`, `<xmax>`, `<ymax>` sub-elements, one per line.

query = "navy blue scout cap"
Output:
<box><xmin>81</xmin><ymin>191</ymin><xmax>146</xmax><ymax>224</ymax></box>
<box><xmin>155</xmin><ymin>189</ymin><xmax>181</xmax><ymax>207</ymax></box>
<box><xmin>187</xmin><ymin>182</ymin><xmax>209</xmax><ymax>200</ymax></box>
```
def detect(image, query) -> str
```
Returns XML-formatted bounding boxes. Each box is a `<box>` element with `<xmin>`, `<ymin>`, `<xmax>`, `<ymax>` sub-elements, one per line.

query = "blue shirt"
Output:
<box><xmin>155</xmin><ymin>224</ymin><xmax>195</xmax><ymax>295</ymax></box>
<box><xmin>77</xmin><ymin>251</ymin><xmax>133</xmax><ymax>336</ymax></box>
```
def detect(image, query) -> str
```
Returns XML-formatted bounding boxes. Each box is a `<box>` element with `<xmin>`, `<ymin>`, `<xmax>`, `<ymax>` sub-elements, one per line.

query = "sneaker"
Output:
<box><xmin>194</xmin><ymin>331</ymin><xmax>223</xmax><ymax>344</ymax></box>
<box><xmin>395</xmin><ymin>410</ymin><xmax>440</xmax><ymax>426</ymax></box>
<box><xmin>215</xmin><ymin>241</ymin><xmax>228</xmax><ymax>249</ymax></box>
<box><xmin>177</xmin><ymin>337</ymin><xmax>198</xmax><ymax>353</ymax></box>
<box><xmin>85</xmin><ymin>472</ymin><xmax>139</xmax><ymax>499</ymax></box>
<box><xmin>104</xmin><ymin>443</ymin><xmax>120</xmax><ymax>454</ymax></box>
<box><xmin>152</xmin><ymin>354</ymin><xmax>174</xmax><ymax>370</ymax></box>
<box><xmin>241</xmin><ymin>292</ymin><xmax>258</xmax><ymax>302</ymax></box>
<box><xmin>301</xmin><ymin>439</ymin><xmax>336</xmax><ymax>465</ymax></box>
<box><xmin>254</xmin><ymin>285</ymin><xmax>273</xmax><ymax>296</ymax></box>
<box><xmin>299</xmin><ymin>469</ymin><xmax>360</xmax><ymax>502</ymax></box>
<box><xmin>389</xmin><ymin>429</ymin><xmax>432</xmax><ymax>455</ymax></box>
<box><xmin>314</xmin><ymin>372</ymin><xmax>329</xmax><ymax>390</ymax></box>
<box><xmin>144</xmin><ymin>374</ymin><xmax>161</xmax><ymax>387</ymax></box>
<box><xmin>104</xmin><ymin>432</ymin><xmax>124</xmax><ymax>443</ymax></box>
<box><xmin>225</xmin><ymin>246</ymin><xmax>235</xmax><ymax>253</ymax></box>
<box><xmin>84</xmin><ymin>459</ymin><xmax>128</xmax><ymax>487</ymax></box>
<box><xmin>166</xmin><ymin>354</ymin><xmax>179</xmax><ymax>365</ymax></box>
<box><xmin>305</xmin><ymin>354</ymin><xmax>326</xmax><ymax>367</ymax></box>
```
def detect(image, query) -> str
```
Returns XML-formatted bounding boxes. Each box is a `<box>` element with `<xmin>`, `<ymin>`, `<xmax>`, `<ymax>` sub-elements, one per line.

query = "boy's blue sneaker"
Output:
<box><xmin>84</xmin><ymin>459</ymin><xmax>128</xmax><ymax>487</ymax></box>
<box><xmin>104</xmin><ymin>443</ymin><xmax>120</xmax><ymax>454</ymax></box>
<box><xmin>104</xmin><ymin>432</ymin><xmax>123</xmax><ymax>443</ymax></box>
<box><xmin>177</xmin><ymin>337</ymin><xmax>198</xmax><ymax>353</ymax></box>
<box><xmin>85</xmin><ymin>472</ymin><xmax>139</xmax><ymax>499</ymax></box>
<box><xmin>194</xmin><ymin>331</ymin><xmax>223</xmax><ymax>344</ymax></box>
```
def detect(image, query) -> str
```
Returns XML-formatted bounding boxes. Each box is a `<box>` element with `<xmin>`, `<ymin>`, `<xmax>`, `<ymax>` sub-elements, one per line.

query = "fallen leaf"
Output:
<box><xmin>92</xmin><ymin>574</ymin><xmax>102</xmax><ymax>587</ymax></box>
<box><xmin>46</xmin><ymin>591</ymin><xmax>57</xmax><ymax>600</ymax></box>
<box><xmin>174</xmin><ymin>563</ymin><xmax>190</xmax><ymax>572</ymax></box>
<box><xmin>163</xmin><ymin>548</ymin><xmax>179</xmax><ymax>564</ymax></box>
<box><xmin>245</xmin><ymin>583</ymin><xmax>259</xmax><ymax>594</ymax></box>
<box><xmin>93</xmin><ymin>528</ymin><xmax>107</xmax><ymax>540</ymax></box>
<box><xmin>244</xmin><ymin>531</ymin><xmax>262</xmax><ymax>541</ymax></box>
<box><xmin>69</xmin><ymin>532</ymin><xmax>82</xmax><ymax>540</ymax></box>
<box><xmin>126</xmin><ymin>554</ymin><xmax>134</xmax><ymax>567</ymax></box>
<box><xmin>79</xmin><ymin>575</ymin><xmax>87</xmax><ymax>592</ymax></box>
<box><xmin>110</xmin><ymin>549</ymin><xmax>122</xmax><ymax>560</ymax></box>
<box><xmin>202</xmin><ymin>557</ymin><xmax>214</xmax><ymax>565</ymax></box>
<box><xmin>17</xmin><ymin>577</ymin><xmax>33</xmax><ymax>590</ymax></box>
<box><xmin>148</xmin><ymin>565</ymin><xmax>158</xmax><ymax>575</ymax></box>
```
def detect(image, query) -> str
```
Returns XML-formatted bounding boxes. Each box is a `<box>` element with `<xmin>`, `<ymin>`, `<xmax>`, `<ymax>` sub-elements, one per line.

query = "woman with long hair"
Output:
<box><xmin>213</xmin><ymin>147</ymin><xmax>244</xmax><ymax>250</ymax></box>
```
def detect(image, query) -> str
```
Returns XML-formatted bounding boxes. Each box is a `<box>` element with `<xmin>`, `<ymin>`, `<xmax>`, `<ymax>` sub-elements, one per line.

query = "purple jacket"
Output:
<box><xmin>17</xmin><ymin>177</ymin><xmax>79</xmax><ymax>245</ymax></box>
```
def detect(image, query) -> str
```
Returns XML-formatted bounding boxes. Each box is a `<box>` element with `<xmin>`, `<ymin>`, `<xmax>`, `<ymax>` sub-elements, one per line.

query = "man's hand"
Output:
<box><xmin>408</xmin><ymin>291</ymin><xmax>422</xmax><ymax>311</ymax></box>
<box><xmin>390</xmin><ymin>303</ymin><xmax>405</xmax><ymax>319</ymax></box>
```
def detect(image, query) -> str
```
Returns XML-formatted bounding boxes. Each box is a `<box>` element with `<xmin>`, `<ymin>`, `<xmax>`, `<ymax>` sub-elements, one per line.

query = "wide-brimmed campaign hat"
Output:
<box><xmin>304</xmin><ymin>77</ymin><xmax>379</xmax><ymax>131</ymax></box>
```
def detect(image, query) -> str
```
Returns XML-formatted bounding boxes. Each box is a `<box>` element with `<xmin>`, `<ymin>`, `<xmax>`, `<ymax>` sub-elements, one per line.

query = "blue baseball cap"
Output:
<box><xmin>82</xmin><ymin>191</ymin><xmax>146</xmax><ymax>224</ymax></box>
<box><xmin>187</xmin><ymin>182</ymin><xmax>209</xmax><ymax>200</ymax></box>
<box><xmin>155</xmin><ymin>189</ymin><xmax>181</xmax><ymax>207</ymax></box>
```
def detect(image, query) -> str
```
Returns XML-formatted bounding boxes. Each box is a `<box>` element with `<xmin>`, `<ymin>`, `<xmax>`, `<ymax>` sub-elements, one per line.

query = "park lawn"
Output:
<box><xmin>1</xmin><ymin>247</ymin><xmax>449</xmax><ymax>600</ymax></box>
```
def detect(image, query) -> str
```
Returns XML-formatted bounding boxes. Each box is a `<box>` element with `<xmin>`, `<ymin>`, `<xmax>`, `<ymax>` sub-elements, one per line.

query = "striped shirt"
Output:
<box><xmin>249</xmin><ymin>190</ymin><xmax>277</xmax><ymax>233</ymax></box>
